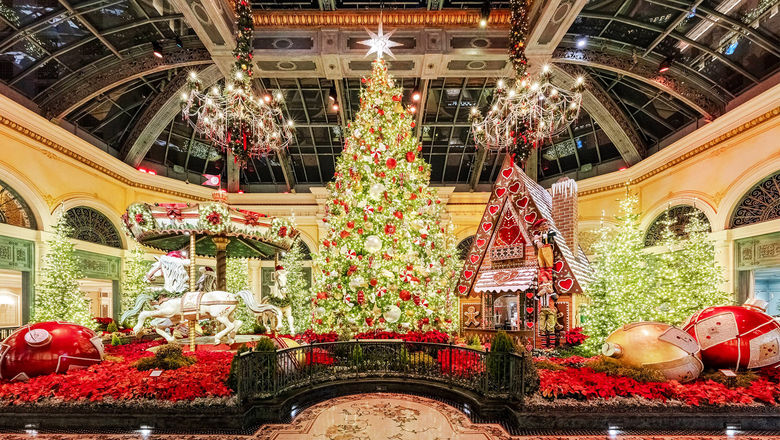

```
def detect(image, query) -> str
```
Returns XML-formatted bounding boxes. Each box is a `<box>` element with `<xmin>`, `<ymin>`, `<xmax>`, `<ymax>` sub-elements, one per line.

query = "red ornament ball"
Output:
<box><xmin>386</xmin><ymin>158</ymin><xmax>397</xmax><ymax>169</ymax></box>
<box><xmin>0</xmin><ymin>322</ymin><xmax>104</xmax><ymax>381</ymax></box>
<box><xmin>399</xmin><ymin>290</ymin><xmax>412</xmax><ymax>301</ymax></box>
<box><xmin>683</xmin><ymin>301</ymin><xmax>780</xmax><ymax>370</ymax></box>
<box><xmin>405</xmin><ymin>151</ymin><xmax>415</xmax><ymax>162</ymax></box>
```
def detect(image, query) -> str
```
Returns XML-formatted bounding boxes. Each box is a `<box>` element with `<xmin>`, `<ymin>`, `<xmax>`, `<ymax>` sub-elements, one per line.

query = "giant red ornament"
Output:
<box><xmin>0</xmin><ymin>322</ymin><xmax>104</xmax><ymax>381</ymax></box>
<box><xmin>683</xmin><ymin>299</ymin><xmax>780</xmax><ymax>370</ymax></box>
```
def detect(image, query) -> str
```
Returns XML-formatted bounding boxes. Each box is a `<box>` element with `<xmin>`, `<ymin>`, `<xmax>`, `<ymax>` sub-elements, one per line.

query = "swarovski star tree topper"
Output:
<box><xmin>358</xmin><ymin>22</ymin><xmax>402</xmax><ymax>59</ymax></box>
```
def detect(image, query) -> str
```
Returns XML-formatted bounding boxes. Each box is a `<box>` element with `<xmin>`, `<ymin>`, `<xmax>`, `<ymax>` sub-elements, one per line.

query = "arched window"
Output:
<box><xmin>644</xmin><ymin>205</ymin><xmax>711</xmax><ymax>247</ymax></box>
<box><xmin>730</xmin><ymin>171</ymin><xmax>780</xmax><ymax>229</ymax></box>
<box><xmin>64</xmin><ymin>207</ymin><xmax>122</xmax><ymax>249</ymax></box>
<box><xmin>457</xmin><ymin>235</ymin><xmax>474</xmax><ymax>260</ymax></box>
<box><xmin>0</xmin><ymin>179</ymin><xmax>37</xmax><ymax>229</ymax></box>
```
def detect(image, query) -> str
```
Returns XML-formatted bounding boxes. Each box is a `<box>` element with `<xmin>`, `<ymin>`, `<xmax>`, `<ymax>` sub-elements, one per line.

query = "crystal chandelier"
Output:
<box><xmin>470</xmin><ymin>0</ymin><xmax>585</xmax><ymax>159</ymax></box>
<box><xmin>181</xmin><ymin>0</ymin><xmax>292</xmax><ymax>165</ymax></box>
<box><xmin>471</xmin><ymin>65</ymin><xmax>584</xmax><ymax>153</ymax></box>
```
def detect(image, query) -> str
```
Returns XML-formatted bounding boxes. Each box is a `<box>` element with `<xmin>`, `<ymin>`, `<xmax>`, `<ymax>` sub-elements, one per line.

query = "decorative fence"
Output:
<box><xmin>235</xmin><ymin>340</ymin><xmax>529</xmax><ymax>403</ymax></box>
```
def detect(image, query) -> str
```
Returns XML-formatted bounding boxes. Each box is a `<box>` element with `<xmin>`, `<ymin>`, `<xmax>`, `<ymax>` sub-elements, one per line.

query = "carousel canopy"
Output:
<box><xmin>122</xmin><ymin>201</ymin><xmax>297</xmax><ymax>258</ymax></box>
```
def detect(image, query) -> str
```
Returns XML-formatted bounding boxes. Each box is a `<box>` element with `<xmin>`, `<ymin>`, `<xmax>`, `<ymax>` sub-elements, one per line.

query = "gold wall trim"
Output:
<box><xmin>0</xmin><ymin>116</ymin><xmax>209</xmax><ymax>202</ymax></box>
<box><xmin>252</xmin><ymin>9</ymin><xmax>511</xmax><ymax>28</ymax></box>
<box><xmin>579</xmin><ymin>107</ymin><xmax>780</xmax><ymax>197</ymax></box>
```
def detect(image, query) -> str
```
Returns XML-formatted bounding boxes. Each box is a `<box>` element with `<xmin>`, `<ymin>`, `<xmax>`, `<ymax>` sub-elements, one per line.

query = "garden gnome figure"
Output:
<box><xmin>532</xmin><ymin>219</ymin><xmax>559</xmax><ymax>349</ymax></box>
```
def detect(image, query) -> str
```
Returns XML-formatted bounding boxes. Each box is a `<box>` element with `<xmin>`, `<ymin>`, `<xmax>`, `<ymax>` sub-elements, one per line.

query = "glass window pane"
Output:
<box><xmin>0</xmin><ymin>269</ymin><xmax>23</xmax><ymax>327</ymax></box>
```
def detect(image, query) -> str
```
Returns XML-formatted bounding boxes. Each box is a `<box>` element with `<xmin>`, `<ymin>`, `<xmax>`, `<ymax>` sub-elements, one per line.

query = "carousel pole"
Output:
<box><xmin>189</xmin><ymin>233</ymin><xmax>197</xmax><ymax>351</ymax></box>
<box><xmin>213</xmin><ymin>236</ymin><xmax>230</xmax><ymax>291</ymax></box>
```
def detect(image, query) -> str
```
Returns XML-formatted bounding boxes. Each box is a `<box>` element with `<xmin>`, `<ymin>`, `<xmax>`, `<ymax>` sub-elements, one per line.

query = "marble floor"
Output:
<box><xmin>3</xmin><ymin>393</ymin><xmax>779</xmax><ymax>439</ymax></box>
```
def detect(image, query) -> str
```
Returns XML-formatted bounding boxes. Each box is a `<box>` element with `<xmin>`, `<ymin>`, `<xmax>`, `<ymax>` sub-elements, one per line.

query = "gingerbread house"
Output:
<box><xmin>456</xmin><ymin>155</ymin><xmax>592</xmax><ymax>347</ymax></box>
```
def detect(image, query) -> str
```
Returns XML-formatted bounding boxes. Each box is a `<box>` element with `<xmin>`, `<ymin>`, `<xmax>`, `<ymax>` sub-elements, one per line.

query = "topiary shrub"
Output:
<box><xmin>254</xmin><ymin>337</ymin><xmax>277</xmax><ymax>352</ymax></box>
<box><xmin>110</xmin><ymin>333</ymin><xmax>122</xmax><ymax>346</ymax></box>
<box><xmin>134</xmin><ymin>343</ymin><xmax>196</xmax><ymax>371</ymax></box>
<box><xmin>106</xmin><ymin>321</ymin><xmax>118</xmax><ymax>333</ymax></box>
<box><xmin>253</xmin><ymin>322</ymin><xmax>267</xmax><ymax>334</ymax></box>
<box><xmin>487</xmin><ymin>331</ymin><xmax>538</xmax><ymax>395</ymax></box>
<box><xmin>585</xmin><ymin>356</ymin><xmax>667</xmax><ymax>382</ymax></box>
<box><xmin>227</xmin><ymin>344</ymin><xmax>252</xmax><ymax>392</ymax></box>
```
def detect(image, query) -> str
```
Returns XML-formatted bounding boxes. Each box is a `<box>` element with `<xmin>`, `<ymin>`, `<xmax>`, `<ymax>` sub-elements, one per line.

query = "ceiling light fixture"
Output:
<box><xmin>658</xmin><ymin>57</ymin><xmax>672</xmax><ymax>73</ymax></box>
<box><xmin>411</xmin><ymin>86</ymin><xmax>421</xmax><ymax>102</ymax></box>
<box><xmin>479</xmin><ymin>0</ymin><xmax>491</xmax><ymax>27</ymax></box>
<box><xmin>151</xmin><ymin>41</ymin><xmax>163</xmax><ymax>58</ymax></box>
<box><xmin>328</xmin><ymin>87</ymin><xmax>337</xmax><ymax>102</ymax></box>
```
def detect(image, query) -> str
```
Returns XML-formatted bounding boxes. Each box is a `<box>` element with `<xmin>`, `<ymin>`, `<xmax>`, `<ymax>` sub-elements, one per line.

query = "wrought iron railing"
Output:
<box><xmin>235</xmin><ymin>340</ymin><xmax>528</xmax><ymax>403</ymax></box>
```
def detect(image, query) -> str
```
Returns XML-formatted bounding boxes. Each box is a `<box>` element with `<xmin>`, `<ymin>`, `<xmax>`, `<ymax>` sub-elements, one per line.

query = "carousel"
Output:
<box><xmin>120</xmin><ymin>190</ymin><xmax>298</xmax><ymax>349</ymax></box>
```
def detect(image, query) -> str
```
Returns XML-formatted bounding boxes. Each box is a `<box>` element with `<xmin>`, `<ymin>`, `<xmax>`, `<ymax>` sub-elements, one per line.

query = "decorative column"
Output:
<box><xmin>213</xmin><ymin>236</ymin><xmax>230</xmax><ymax>291</ymax></box>
<box><xmin>188</xmin><ymin>233</ymin><xmax>196</xmax><ymax>292</ymax></box>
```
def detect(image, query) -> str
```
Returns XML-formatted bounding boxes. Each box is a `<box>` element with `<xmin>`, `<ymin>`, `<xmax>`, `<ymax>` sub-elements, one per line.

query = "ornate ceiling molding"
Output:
<box><xmin>251</xmin><ymin>9</ymin><xmax>511</xmax><ymax>28</ymax></box>
<box><xmin>578</xmin><ymin>106</ymin><xmax>780</xmax><ymax>197</ymax></box>
<box><xmin>40</xmin><ymin>48</ymin><xmax>212</xmax><ymax>120</ymax></box>
<box><xmin>552</xmin><ymin>48</ymin><xmax>724</xmax><ymax>119</ymax></box>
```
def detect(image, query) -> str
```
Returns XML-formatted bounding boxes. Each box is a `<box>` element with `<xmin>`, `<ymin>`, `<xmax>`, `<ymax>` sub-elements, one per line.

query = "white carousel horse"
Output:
<box><xmin>122</xmin><ymin>252</ymin><xmax>285</xmax><ymax>343</ymax></box>
<box><xmin>145</xmin><ymin>252</ymin><xmax>190</xmax><ymax>294</ymax></box>
<box><xmin>266</xmin><ymin>268</ymin><xmax>295</xmax><ymax>334</ymax></box>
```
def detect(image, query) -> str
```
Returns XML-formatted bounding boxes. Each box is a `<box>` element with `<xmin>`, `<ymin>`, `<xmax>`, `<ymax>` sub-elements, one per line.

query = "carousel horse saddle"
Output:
<box><xmin>180</xmin><ymin>291</ymin><xmax>238</xmax><ymax>320</ymax></box>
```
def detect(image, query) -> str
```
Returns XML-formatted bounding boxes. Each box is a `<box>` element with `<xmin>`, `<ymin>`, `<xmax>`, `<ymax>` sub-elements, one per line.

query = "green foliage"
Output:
<box><xmin>350</xmin><ymin>344</ymin><xmax>364</xmax><ymax>367</ymax></box>
<box><xmin>585</xmin><ymin>356</ymin><xmax>667</xmax><ymax>383</ymax></box>
<box><xmin>253</xmin><ymin>322</ymin><xmax>267</xmax><ymax>334</ymax></box>
<box><xmin>283</xmin><ymin>238</ymin><xmax>312</xmax><ymax>334</ymax></box>
<box><xmin>121</xmin><ymin>247</ymin><xmax>151</xmax><ymax>327</ymax></box>
<box><xmin>32</xmin><ymin>210</ymin><xmax>92</xmax><ymax>327</ymax></box>
<box><xmin>110</xmin><ymin>333</ymin><xmax>122</xmax><ymax>346</ymax></box>
<box><xmin>581</xmin><ymin>194</ymin><xmax>730</xmax><ymax>353</ymax></box>
<box><xmin>106</xmin><ymin>321</ymin><xmax>118</xmax><ymax>333</ymax></box>
<box><xmin>227</xmin><ymin>345</ymin><xmax>251</xmax><ymax>391</ymax></box>
<box><xmin>227</xmin><ymin>258</ymin><xmax>255</xmax><ymax>334</ymax></box>
<box><xmin>134</xmin><ymin>343</ymin><xmax>196</xmax><ymax>371</ymax></box>
<box><xmin>491</xmin><ymin>331</ymin><xmax>516</xmax><ymax>353</ymax></box>
<box><xmin>254</xmin><ymin>337</ymin><xmax>277</xmax><ymax>352</ymax></box>
<box><xmin>311</xmin><ymin>59</ymin><xmax>461</xmax><ymax>334</ymax></box>
<box><xmin>701</xmin><ymin>369</ymin><xmax>758</xmax><ymax>388</ymax></box>
<box><xmin>467</xmin><ymin>334</ymin><xmax>481</xmax><ymax>347</ymax></box>
<box><xmin>486</xmin><ymin>332</ymin><xmax>538</xmax><ymax>395</ymax></box>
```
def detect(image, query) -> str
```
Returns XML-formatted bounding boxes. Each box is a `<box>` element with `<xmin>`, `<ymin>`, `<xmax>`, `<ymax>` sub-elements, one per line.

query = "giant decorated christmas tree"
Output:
<box><xmin>312</xmin><ymin>58</ymin><xmax>460</xmax><ymax>334</ymax></box>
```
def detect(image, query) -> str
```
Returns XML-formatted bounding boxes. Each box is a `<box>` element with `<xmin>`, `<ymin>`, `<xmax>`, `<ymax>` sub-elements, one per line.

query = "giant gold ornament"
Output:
<box><xmin>602</xmin><ymin>321</ymin><xmax>703</xmax><ymax>382</ymax></box>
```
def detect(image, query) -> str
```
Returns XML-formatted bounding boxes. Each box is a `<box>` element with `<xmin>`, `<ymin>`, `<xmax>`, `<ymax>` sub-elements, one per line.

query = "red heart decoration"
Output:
<box><xmin>458</xmin><ymin>285</ymin><xmax>468</xmax><ymax>294</ymax></box>
<box><xmin>476</xmin><ymin>239</ymin><xmax>486</xmax><ymax>247</ymax></box>
<box><xmin>488</xmin><ymin>204</ymin><xmax>500</xmax><ymax>215</ymax></box>
<box><xmin>526</xmin><ymin>322</ymin><xmax>534</xmax><ymax>328</ymax></box>
<box><xmin>469</xmin><ymin>254</ymin><xmax>479</xmax><ymax>264</ymax></box>
<box><xmin>526</xmin><ymin>307</ymin><xmax>534</xmax><ymax>314</ymax></box>
<box><xmin>498</xmin><ymin>224</ymin><xmax>520</xmax><ymax>246</ymax></box>
<box><xmin>526</xmin><ymin>292</ymin><xmax>534</xmax><ymax>299</ymax></box>
<box><xmin>482</xmin><ymin>222</ymin><xmax>493</xmax><ymax>233</ymax></box>
<box><xmin>553</xmin><ymin>261</ymin><xmax>564</xmax><ymax>273</ymax></box>
<box><xmin>496</xmin><ymin>188</ymin><xmax>506</xmax><ymax>198</ymax></box>
<box><xmin>501</xmin><ymin>168</ymin><xmax>513</xmax><ymax>178</ymax></box>
<box><xmin>464</xmin><ymin>270</ymin><xmax>474</xmax><ymax>279</ymax></box>
<box><xmin>558</xmin><ymin>278</ymin><xmax>574</xmax><ymax>291</ymax></box>
<box><xmin>516</xmin><ymin>196</ymin><xmax>529</xmax><ymax>208</ymax></box>
<box><xmin>509</xmin><ymin>182</ymin><xmax>520</xmax><ymax>194</ymax></box>
<box><xmin>524</xmin><ymin>212</ymin><xmax>537</xmax><ymax>223</ymax></box>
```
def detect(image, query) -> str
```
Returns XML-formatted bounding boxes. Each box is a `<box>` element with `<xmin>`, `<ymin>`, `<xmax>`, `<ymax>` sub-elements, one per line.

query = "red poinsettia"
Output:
<box><xmin>206</xmin><ymin>211</ymin><xmax>222</xmax><ymax>226</ymax></box>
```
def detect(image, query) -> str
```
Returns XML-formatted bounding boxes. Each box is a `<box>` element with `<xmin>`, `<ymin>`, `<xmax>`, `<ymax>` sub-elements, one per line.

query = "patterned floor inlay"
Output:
<box><xmin>2</xmin><ymin>393</ymin><xmax>779</xmax><ymax>439</ymax></box>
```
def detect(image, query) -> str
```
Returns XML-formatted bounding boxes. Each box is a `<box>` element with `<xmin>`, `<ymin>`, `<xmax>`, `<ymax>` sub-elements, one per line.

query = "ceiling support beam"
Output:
<box><xmin>551</xmin><ymin>64</ymin><xmax>645</xmax><ymax>165</ymax></box>
<box><xmin>40</xmin><ymin>48</ymin><xmax>212</xmax><ymax>120</ymax></box>
<box><xmin>58</xmin><ymin>0</ymin><xmax>123</xmax><ymax>59</ymax></box>
<box><xmin>226</xmin><ymin>151</ymin><xmax>240</xmax><ymax>193</ymax></box>
<box><xmin>469</xmin><ymin>146</ymin><xmax>489</xmax><ymax>191</ymax></box>
<box><xmin>169</xmin><ymin>0</ymin><xmax>237</xmax><ymax>75</ymax></box>
<box><xmin>525</xmin><ymin>146</ymin><xmax>539</xmax><ymax>181</ymax></box>
<box><xmin>123</xmin><ymin>64</ymin><xmax>223</xmax><ymax>167</ymax></box>
<box><xmin>552</xmin><ymin>47</ymin><xmax>723</xmax><ymax>118</ymax></box>
<box><xmin>523</xmin><ymin>0</ymin><xmax>588</xmax><ymax>70</ymax></box>
<box><xmin>642</xmin><ymin>0</ymin><xmax>705</xmax><ymax>57</ymax></box>
<box><xmin>277</xmin><ymin>148</ymin><xmax>297</xmax><ymax>193</ymax></box>
<box><xmin>332</xmin><ymin>80</ymin><xmax>347</xmax><ymax>130</ymax></box>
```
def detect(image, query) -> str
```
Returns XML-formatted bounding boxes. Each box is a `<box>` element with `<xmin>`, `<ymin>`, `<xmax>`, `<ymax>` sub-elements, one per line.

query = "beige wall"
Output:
<box><xmin>0</xmin><ymin>82</ymin><xmax>778</xmax><ymax>303</ymax></box>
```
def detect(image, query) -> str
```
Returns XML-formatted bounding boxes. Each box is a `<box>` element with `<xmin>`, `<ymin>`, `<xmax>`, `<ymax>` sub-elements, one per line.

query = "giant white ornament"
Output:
<box><xmin>369</xmin><ymin>183</ymin><xmax>385</xmax><ymax>200</ymax></box>
<box><xmin>365</xmin><ymin>235</ymin><xmax>382</xmax><ymax>253</ymax></box>
<box><xmin>383</xmin><ymin>305</ymin><xmax>401</xmax><ymax>323</ymax></box>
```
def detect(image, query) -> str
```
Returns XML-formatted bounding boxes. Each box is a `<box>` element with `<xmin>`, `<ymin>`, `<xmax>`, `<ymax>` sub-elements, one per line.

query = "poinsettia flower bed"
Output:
<box><xmin>536</xmin><ymin>356</ymin><xmax>780</xmax><ymax>406</ymax></box>
<box><xmin>0</xmin><ymin>341</ymin><xmax>233</xmax><ymax>405</ymax></box>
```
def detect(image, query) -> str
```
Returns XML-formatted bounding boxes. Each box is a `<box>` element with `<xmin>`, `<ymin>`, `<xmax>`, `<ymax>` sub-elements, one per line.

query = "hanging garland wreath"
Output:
<box><xmin>126</xmin><ymin>204</ymin><xmax>155</xmax><ymax>231</ymax></box>
<box><xmin>199</xmin><ymin>203</ymin><xmax>231</xmax><ymax>233</ymax></box>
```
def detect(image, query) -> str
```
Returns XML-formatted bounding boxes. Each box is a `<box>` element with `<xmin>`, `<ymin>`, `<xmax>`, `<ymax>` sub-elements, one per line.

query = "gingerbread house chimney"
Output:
<box><xmin>551</xmin><ymin>177</ymin><xmax>578</xmax><ymax>253</ymax></box>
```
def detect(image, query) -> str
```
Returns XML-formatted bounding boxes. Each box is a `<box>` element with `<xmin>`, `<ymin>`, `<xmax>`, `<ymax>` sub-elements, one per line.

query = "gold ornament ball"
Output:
<box><xmin>406</xmin><ymin>309</ymin><xmax>414</xmax><ymax>317</ymax></box>
<box><xmin>394</xmin><ymin>102</ymin><xmax>403</xmax><ymax>113</ymax></box>
<box><xmin>602</xmin><ymin>321</ymin><xmax>703</xmax><ymax>382</ymax></box>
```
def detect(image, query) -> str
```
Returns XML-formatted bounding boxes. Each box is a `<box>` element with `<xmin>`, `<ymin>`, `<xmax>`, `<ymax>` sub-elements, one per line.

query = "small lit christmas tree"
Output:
<box><xmin>226</xmin><ymin>257</ymin><xmax>255</xmax><ymax>334</ymax></box>
<box><xmin>120</xmin><ymin>246</ymin><xmax>151</xmax><ymax>327</ymax></box>
<box><xmin>281</xmin><ymin>239</ymin><xmax>312</xmax><ymax>333</ymax></box>
<box><xmin>32</xmin><ymin>210</ymin><xmax>92</xmax><ymax>327</ymax></box>
<box><xmin>580</xmin><ymin>193</ymin><xmax>656</xmax><ymax>353</ymax></box>
<box><xmin>312</xmin><ymin>58</ymin><xmax>460</xmax><ymax>334</ymax></box>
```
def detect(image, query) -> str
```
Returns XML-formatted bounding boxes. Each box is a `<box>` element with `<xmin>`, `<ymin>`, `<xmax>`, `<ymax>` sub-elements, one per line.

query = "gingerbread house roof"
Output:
<box><xmin>455</xmin><ymin>155</ymin><xmax>592</xmax><ymax>297</ymax></box>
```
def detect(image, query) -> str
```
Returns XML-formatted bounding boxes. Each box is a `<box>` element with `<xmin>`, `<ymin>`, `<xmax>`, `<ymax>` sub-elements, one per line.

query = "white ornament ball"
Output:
<box><xmin>349</xmin><ymin>275</ymin><xmax>366</xmax><ymax>289</ymax></box>
<box><xmin>315</xmin><ymin>307</ymin><xmax>326</xmax><ymax>317</ymax></box>
<box><xmin>365</xmin><ymin>235</ymin><xmax>382</xmax><ymax>253</ymax></box>
<box><xmin>383</xmin><ymin>305</ymin><xmax>401</xmax><ymax>323</ymax></box>
<box><xmin>369</xmin><ymin>183</ymin><xmax>386</xmax><ymax>199</ymax></box>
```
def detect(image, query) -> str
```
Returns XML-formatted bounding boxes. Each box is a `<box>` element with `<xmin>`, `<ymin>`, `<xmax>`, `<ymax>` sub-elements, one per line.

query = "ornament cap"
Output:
<box><xmin>601</xmin><ymin>342</ymin><xmax>623</xmax><ymax>358</ymax></box>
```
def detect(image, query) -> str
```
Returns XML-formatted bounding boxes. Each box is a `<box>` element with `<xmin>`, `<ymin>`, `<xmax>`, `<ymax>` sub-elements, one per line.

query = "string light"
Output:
<box><xmin>181</xmin><ymin>0</ymin><xmax>291</xmax><ymax>165</ymax></box>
